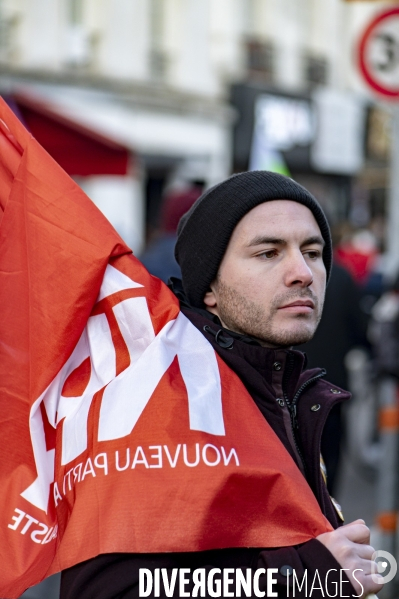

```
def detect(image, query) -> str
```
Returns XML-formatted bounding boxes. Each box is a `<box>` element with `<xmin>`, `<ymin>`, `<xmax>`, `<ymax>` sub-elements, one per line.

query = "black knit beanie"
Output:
<box><xmin>175</xmin><ymin>171</ymin><xmax>332</xmax><ymax>308</ymax></box>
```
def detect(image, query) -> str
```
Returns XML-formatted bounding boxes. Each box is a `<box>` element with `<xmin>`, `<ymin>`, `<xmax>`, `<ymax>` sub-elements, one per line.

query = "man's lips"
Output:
<box><xmin>278</xmin><ymin>300</ymin><xmax>315</xmax><ymax>313</ymax></box>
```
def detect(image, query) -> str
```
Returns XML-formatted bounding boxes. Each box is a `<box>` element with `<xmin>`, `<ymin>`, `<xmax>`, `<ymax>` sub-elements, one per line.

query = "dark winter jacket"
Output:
<box><xmin>60</xmin><ymin>296</ymin><xmax>353</xmax><ymax>599</ymax></box>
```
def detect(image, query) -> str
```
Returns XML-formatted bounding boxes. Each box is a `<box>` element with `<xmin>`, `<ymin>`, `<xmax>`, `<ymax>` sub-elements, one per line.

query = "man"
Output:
<box><xmin>60</xmin><ymin>171</ymin><xmax>383</xmax><ymax>598</ymax></box>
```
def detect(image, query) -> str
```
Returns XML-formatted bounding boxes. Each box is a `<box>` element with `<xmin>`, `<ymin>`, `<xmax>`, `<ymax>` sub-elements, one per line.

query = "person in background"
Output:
<box><xmin>335</xmin><ymin>229</ymin><xmax>378</xmax><ymax>286</ymax></box>
<box><xmin>140</xmin><ymin>186</ymin><xmax>202</xmax><ymax>282</ymax></box>
<box><xmin>298</xmin><ymin>261</ymin><xmax>369</xmax><ymax>494</ymax></box>
<box><xmin>369</xmin><ymin>272</ymin><xmax>399</xmax><ymax>381</ymax></box>
<box><xmin>335</xmin><ymin>228</ymin><xmax>385</xmax><ymax>313</ymax></box>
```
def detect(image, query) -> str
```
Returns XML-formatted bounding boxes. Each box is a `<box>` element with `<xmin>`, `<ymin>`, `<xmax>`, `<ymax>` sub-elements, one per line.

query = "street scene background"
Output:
<box><xmin>1</xmin><ymin>0</ymin><xmax>399</xmax><ymax>596</ymax></box>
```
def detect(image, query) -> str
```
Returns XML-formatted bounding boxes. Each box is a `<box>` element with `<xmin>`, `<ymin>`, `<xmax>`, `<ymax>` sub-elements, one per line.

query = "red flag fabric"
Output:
<box><xmin>0</xmin><ymin>98</ymin><xmax>332</xmax><ymax>598</ymax></box>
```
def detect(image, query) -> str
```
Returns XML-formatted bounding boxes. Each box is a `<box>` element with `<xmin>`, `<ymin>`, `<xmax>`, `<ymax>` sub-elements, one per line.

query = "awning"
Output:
<box><xmin>7</xmin><ymin>93</ymin><xmax>131</xmax><ymax>177</ymax></box>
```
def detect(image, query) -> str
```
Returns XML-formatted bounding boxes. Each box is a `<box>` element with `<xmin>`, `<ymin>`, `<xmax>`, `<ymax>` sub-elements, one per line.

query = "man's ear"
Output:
<box><xmin>203</xmin><ymin>280</ymin><xmax>218</xmax><ymax>308</ymax></box>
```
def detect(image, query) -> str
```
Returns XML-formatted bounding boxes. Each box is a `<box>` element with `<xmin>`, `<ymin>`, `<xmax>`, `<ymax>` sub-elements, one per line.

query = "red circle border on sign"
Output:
<box><xmin>358</xmin><ymin>7</ymin><xmax>399</xmax><ymax>98</ymax></box>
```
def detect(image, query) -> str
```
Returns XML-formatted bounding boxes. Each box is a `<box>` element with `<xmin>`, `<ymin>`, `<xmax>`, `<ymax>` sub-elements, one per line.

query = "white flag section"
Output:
<box><xmin>21</xmin><ymin>266</ymin><xmax>225</xmax><ymax>513</ymax></box>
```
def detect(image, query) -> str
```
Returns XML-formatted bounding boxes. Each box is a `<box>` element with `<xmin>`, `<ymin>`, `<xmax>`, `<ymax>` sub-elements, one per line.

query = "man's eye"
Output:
<box><xmin>305</xmin><ymin>250</ymin><xmax>321</xmax><ymax>259</ymax></box>
<box><xmin>259</xmin><ymin>249</ymin><xmax>278</xmax><ymax>259</ymax></box>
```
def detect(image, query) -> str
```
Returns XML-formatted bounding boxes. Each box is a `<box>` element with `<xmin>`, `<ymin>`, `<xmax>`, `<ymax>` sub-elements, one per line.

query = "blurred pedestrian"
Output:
<box><xmin>335</xmin><ymin>229</ymin><xmax>378</xmax><ymax>285</ymax></box>
<box><xmin>298</xmin><ymin>263</ymin><xmax>369</xmax><ymax>494</ymax></box>
<box><xmin>369</xmin><ymin>272</ymin><xmax>399</xmax><ymax>380</ymax></box>
<box><xmin>139</xmin><ymin>186</ymin><xmax>202</xmax><ymax>282</ymax></box>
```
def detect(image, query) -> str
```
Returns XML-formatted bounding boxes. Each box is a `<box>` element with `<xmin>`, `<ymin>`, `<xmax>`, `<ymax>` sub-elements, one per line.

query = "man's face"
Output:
<box><xmin>203</xmin><ymin>200</ymin><xmax>327</xmax><ymax>348</ymax></box>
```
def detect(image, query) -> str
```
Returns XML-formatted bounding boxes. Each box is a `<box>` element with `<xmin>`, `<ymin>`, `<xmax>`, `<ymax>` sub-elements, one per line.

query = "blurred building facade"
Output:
<box><xmin>0</xmin><ymin>0</ymin><xmax>393</xmax><ymax>255</ymax></box>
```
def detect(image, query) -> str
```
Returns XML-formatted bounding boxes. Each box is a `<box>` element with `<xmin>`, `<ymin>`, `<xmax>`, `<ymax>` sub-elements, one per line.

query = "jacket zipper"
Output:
<box><xmin>283</xmin><ymin>367</ymin><xmax>327</xmax><ymax>474</ymax></box>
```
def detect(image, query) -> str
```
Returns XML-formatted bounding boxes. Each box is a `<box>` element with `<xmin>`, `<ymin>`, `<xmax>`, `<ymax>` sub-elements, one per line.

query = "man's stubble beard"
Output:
<box><xmin>213</xmin><ymin>278</ymin><xmax>324</xmax><ymax>348</ymax></box>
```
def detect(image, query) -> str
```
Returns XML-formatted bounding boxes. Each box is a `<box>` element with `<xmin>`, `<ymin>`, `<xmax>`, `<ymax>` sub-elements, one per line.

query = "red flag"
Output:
<box><xmin>0</xmin><ymin>99</ymin><xmax>332</xmax><ymax>598</ymax></box>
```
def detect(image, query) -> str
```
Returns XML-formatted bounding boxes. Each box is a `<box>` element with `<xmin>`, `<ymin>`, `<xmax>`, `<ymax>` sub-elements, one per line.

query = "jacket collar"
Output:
<box><xmin>169</xmin><ymin>278</ymin><xmax>323</xmax><ymax>395</ymax></box>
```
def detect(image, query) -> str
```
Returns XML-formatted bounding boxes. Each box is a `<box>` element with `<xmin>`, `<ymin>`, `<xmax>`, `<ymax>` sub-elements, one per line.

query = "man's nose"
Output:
<box><xmin>284</xmin><ymin>251</ymin><xmax>314</xmax><ymax>287</ymax></box>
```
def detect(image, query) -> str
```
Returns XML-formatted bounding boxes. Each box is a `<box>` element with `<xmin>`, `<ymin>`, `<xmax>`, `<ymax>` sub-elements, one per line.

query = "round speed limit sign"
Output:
<box><xmin>359</xmin><ymin>7</ymin><xmax>399</xmax><ymax>98</ymax></box>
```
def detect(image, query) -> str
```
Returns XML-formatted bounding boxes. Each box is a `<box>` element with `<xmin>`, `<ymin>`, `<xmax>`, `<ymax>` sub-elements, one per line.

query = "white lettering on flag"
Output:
<box><xmin>97</xmin><ymin>264</ymin><xmax>143</xmax><ymax>299</ymax></box>
<box><xmin>112</xmin><ymin>296</ymin><xmax>155</xmax><ymax>363</ymax></box>
<box><xmin>21</xmin><ymin>266</ymin><xmax>225</xmax><ymax>513</ymax></box>
<box><xmin>98</xmin><ymin>312</ymin><xmax>224</xmax><ymax>442</ymax></box>
<box><xmin>58</xmin><ymin>315</ymin><xmax>116</xmax><ymax>465</ymax></box>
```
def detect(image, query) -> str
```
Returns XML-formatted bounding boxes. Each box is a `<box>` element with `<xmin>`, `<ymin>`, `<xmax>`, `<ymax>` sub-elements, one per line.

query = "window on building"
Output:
<box><xmin>0</xmin><ymin>0</ymin><xmax>17</xmax><ymax>63</ymax></box>
<box><xmin>304</xmin><ymin>54</ymin><xmax>329</xmax><ymax>86</ymax></box>
<box><xmin>68</xmin><ymin>0</ymin><xmax>84</xmax><ymax>25</ymax></box>
<box><xmin>149</xmin><ymin>0</ymin><xmax>167</xmax><ymax>80</ymax></box>
<box><xmin>65</xmin><ymin>0</ymin><xmax>91</xmax><ymax>67</ymax></box>
<box><xmin>245</xmin><ymin>39</ymin><xmax>275</xmax><ymax>81</ymax></box>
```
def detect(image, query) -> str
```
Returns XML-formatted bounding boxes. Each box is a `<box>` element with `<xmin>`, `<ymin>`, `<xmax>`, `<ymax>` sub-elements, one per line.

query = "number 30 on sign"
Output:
<box><xmin>359</xmin><ymin>7</ymin><xmax>399</xmax><ymax>98</ymax></box>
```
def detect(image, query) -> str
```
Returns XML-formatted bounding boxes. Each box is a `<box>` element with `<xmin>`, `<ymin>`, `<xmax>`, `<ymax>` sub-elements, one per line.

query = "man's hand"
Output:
<box><xmin>317</xmin><ymin>519</ymin><xmax>384</xmax><ymax>597</ymax></box>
